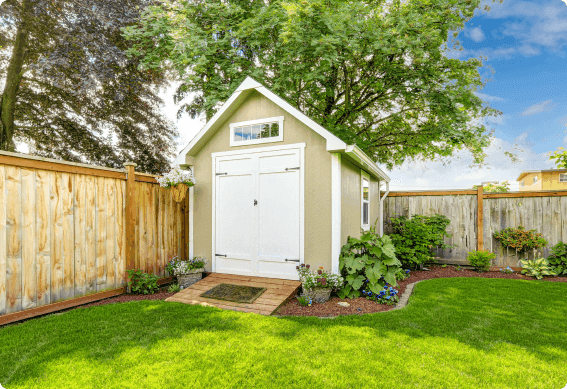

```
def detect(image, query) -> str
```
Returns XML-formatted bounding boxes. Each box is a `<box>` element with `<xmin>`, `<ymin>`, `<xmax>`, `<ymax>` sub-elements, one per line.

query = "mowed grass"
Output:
<box><xmin>1</xmin><ymin>278</ymin><xmax>566</xmax><ymax>389</ymax></box>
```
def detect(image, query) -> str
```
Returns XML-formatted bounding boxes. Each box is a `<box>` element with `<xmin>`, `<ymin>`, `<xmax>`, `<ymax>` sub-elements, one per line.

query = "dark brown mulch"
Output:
<box><xmin>274</xmin><ymin>266</ymin><xmax>567</xmax><ymax>318</ymax></box>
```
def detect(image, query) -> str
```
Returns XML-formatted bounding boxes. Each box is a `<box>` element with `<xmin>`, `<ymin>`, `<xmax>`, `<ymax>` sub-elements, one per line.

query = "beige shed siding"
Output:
<box><xmin>340</xmin><ymin>157</ymin><xmax>381</xmax><ymax>246</ymax></box>
<box><xmin>191</xmin><ymin>91</ymin><xmax>333</xmax><ymax>271</ymax></box>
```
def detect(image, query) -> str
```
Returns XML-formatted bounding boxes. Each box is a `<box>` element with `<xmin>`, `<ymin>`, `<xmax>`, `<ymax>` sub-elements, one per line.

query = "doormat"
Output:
<box><xmin>200</xmin><ymin>283</ymin><xmax>266</xmax><ymax>304</ymax></box>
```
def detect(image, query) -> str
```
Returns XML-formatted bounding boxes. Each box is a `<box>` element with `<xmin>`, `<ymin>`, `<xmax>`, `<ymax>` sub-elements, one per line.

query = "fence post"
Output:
<box><xmin>124</xmin><ymin>162</ymin><xmax>137</xmax><ymax>283</ymax></box>
<box><xmin>477</xmin><ymin>185</ymin><xmax>484</xmax><ymax>251</ymax></box>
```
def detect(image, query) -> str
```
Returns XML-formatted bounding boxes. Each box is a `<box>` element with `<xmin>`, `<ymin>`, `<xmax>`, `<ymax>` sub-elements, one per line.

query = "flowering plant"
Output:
<box><xmin>156</xmin><ymin>165</ymin><xmax>196</xmax><ymax>188</ymax></box>
<box><xmin>166</xmin><ymin>256</ymin><xmax>207</xmax><ymax>276</ymax></box>
<box><xmin>296</xmin><ymin>264</ymin><xmax>343</xmax><ymax>291</ymax></box>
<box><xmin>396</xmin><ymin>268</ymin><xmax>411</xmax><ymax>281</ymax></box>
<box><xmin>500</xmin><ymin>266</ymin><xmax>514</xmax><ymax>274</ymax></box>
<box><xmin>362</xmin><ymin>280</ymin><xmax>399</xmax><ymax>306</ymax></box>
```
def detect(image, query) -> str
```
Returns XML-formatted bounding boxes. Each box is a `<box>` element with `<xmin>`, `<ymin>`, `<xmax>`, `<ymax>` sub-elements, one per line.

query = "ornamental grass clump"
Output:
<box><xmin>296</xmin><ymin>264</ymin><xmax>343</xmax><ymax>291</ymax></box>
<box><xmin>493</xmin><ymin>226</ymin><xmax>547</xmax><ymax>253</ymax></box>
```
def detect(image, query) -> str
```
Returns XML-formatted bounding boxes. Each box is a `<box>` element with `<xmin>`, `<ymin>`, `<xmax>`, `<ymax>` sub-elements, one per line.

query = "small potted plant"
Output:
<box><xmin>156</xmin><ymin>165</ymin><xmax>196</xmax><ymax>203</ymax></box>
<box><xmin>297</xmin><ymin>264</ymin><xmax>343</xmax><ymax>304</ymax></box>
<box><xmin>167</xmin><ymin>256</ymin><xmax>208</xmax><ymax>288</ymax></box>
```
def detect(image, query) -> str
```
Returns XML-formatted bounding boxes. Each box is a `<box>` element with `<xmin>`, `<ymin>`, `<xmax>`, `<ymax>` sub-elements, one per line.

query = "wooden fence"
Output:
<box><xmin>0</xmin><ymin>151</ymin><xmax>187</xmax><ymax>325</ymax></box>
<box><xmin>383</xmin><ymin>188</ymin><xmax>567</xmax><ymax>268</ymax></box>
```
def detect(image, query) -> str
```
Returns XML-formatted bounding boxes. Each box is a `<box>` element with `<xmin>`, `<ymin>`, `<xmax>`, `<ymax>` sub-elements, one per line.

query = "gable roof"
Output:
<box><xmin>174</xmin><ymin>77</ymin><xmax>389</xmax><ymax>182</ymax></box>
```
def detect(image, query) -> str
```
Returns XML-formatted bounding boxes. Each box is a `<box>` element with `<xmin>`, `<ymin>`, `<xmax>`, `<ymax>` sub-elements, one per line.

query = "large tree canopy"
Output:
<box><xmin>125</xmin><ymin>0</ymin><xmax>501</xmax><ymax>168</ymax></box>
<box><xmin>0</xmin><ymin>0</ymin><xmax>178</xmax><ymax>174</ymax></box>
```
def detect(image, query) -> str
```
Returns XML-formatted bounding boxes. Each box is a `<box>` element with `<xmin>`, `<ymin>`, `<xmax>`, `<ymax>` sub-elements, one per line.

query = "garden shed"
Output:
<box><xmin>174</xmin><ymin>77</ymin><xmax>390</xmax><ymax>280</ymax></box>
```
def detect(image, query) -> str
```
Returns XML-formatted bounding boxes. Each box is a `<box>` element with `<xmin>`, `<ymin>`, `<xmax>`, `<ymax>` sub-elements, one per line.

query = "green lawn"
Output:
<box><xmin>1</xmin><ymin>278</ymin><xmax>566</xmax><ymax>389</ymax></box>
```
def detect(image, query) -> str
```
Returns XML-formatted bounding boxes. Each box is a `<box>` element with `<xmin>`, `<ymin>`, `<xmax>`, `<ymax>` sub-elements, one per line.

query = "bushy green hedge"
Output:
<box><xmin>388</xmin><ymin>214</ymin><xmax>453</xmax><ymax>268</ymax></box>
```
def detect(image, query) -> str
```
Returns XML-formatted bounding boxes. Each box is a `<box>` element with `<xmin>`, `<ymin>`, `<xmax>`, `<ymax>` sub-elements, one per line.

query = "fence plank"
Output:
<box><xmin>147</xmin><ymin>184</ymin><xmax>155</xmax><ymax>275</ymax></box>
<box><xmin>21</xmin><ymin>168</ymin><xmax>36</xmax><ymax>310</ymax></box>
<box><xmin>73</xmin><ymin>174</ymin><xmax>86</xmax><ymax>297</ymax></box>
<box><xmin>61</xmin><ymin>173</ymin><xmax>75</xmax><ymax>300</ymax></box>
<box><xmin>6</xmin><ymin>166</ymin><xmax>22</xmax><ymax>313</ymax></box>
<box><xmin>96</xmin><ymin>177</ymin><xmax>107</xmax><ymax>291</ymax></box>
<box><xmin>36</xmin><ymin>170</ymin><xmax>51</xmax><ymax>307</ymax></box>
<box><xmin>50</xmin><ymin>172</ymin><xmax>63</xmax><ymax>302</ymax></box>
<box><xmin>562</xmin><ymin>197</ymin><xmax>567</xmax><ymax>244</ymax></box>
<box><xmin>85</xmin><ymin>176</ymin><xmax>96</xmax><ymax>294</ymax></box>
<box><xmin>0</xmin><ymin>166</ymin><xmax>6</xmax><ymax>314</ymax></box>
<box><xmin>106</xmin><ymin>178</ymin><xmax>116</xmax><ymax>288</ymax></box>
<box><xmin>115</xmin><ymin>180</ymin><xmax>125</xmax><ymax>285</ymax></box>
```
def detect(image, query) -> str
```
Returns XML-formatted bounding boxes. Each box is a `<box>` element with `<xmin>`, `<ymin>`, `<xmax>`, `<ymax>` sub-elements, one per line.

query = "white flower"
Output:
<box><xmin>156</xmin><ymin>165</ymin><xmax>196</xmax><ymax>188</ymax></box>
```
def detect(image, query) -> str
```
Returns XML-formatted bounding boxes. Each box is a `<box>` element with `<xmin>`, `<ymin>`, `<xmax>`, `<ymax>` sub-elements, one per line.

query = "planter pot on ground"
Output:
<box><xmin>301</xmin><ymin>286</ymin><xmax>332</xmax><ymax>304</ymax></box>
<box><xmin>177</xmin><ymin>268</ymin><xmax>204</xmax><ymax>288</ymax></box>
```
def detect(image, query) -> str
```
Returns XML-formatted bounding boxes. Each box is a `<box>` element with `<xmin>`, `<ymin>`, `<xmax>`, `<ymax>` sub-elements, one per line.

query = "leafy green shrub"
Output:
<box><xmin>520</xmin><ymin>258</ymin><xmax>556</xmax><ymax>280</ymax></box>
<box><xmin>296</xmin><ymin>296</ymin><xmax>311</xmax><ymax>306</ymax></box>
<box><xmin>388</xmin><ymin>214</ymin><xmax>453</xmax><ymax>268</ymax></box>
<box><xmin>547</xmin><ymin>242</ymin><xmax>567</xmax><ymax>276</ymax></box>
<box><xmin>338</xmin><ymin>228</ymin><xmax>401</xmax><ymax>299</ymax></box>
<box><xmin>127</xmin><ymin>269</ymin><xmax>159</xmax><ymax>295</ymax></box>
<box><xmin>395</xmin><ymin>268</ymin><xmax>411</xmax><ymax>281</ymax></box>
<box><xmin>168</xmin><ymin>283</ymin><xmax>181</xmax><ymax>293</ymax></box>
<box><xmin>467</xmin><ymin>250</ymin><xmax>495</xmax><ymax>272</ymax></box>
<box><xmin>493</xmin><ymin>226</ymin><xmax>547</xmax><ymax>252</ymax></box>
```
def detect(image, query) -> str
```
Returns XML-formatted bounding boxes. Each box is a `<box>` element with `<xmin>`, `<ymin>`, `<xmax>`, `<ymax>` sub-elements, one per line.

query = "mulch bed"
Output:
<box><xmin>273</xmin><ymin>266</ymin><xmax>567</xmax><ymax>318</ymax></box>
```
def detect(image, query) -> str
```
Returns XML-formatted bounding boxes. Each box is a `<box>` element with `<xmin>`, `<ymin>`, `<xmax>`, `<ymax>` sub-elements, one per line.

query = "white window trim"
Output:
<box><xmin>229</xmin><ymin>116</ymin><xmax>284</xmax><ymax>147</ymax></box>
<box><xmin>560</xmin><ymin>173</ymin><xmax>567</xmax><ymax>183</ymax></box>
<box><xmin>361</xmin><ymin>169</ymin><xmax>370</xmax><ymax>231</ymax></box>
<box><xmin>533</xmin><ymin>176</ymin><xmax>538</xmax><ymax>184</ymax></box>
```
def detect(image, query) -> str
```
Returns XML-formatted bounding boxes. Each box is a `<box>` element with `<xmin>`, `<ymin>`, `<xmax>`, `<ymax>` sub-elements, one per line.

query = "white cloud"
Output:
<box><xmin>475</xmin><ymin>92</ymin><xmax>505</xmax><ymax>102</ymax></box>
<box><xmin>386</xmin><ymin>136</ymin><xmax>554</xmax><ymax>191</ymax></box>
<box><xmin>465</xmin><ymin>26</ymin><xmax>486</xmax><ymax>42</ymax></box>
<box><xmin>520</xmin><ymin>99</ymin><xmax>555</xmax><ymax>116</ymax></box>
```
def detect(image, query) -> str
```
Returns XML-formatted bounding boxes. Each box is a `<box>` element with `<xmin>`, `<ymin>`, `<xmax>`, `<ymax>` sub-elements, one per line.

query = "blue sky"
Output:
<box><xmin>164</xmin><ymin>0</ymin><xmax>567</xmax><ymax>191</ymax></box>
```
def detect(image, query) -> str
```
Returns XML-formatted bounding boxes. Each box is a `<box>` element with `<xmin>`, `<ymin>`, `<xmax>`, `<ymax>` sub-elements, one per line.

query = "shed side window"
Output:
<box><xmin>361</xmin><ymin>170</ymin><xmax>370</xmax><ymax>230</ymax></box>
<box><xmin>560</xmin><ymin>174</ymin><xmax>567</xmax><ymax>182</ymax></box>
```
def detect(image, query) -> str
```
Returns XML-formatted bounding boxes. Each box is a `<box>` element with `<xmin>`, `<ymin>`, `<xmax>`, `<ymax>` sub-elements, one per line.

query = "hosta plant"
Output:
<box><xmin>547</xmin><ymin>242</ymin><xmax>567</xmax><ymax>276</ymax></box>
<box><xmin>520</xmin><ymin>258</ymin><xmax>556</xmax><ymax>280</ymax></box>
<box><xmin>338</xmin><ymin>228</ymin><xmax>402</xmax><ymax>299</ymax></box>
<box><xmin>493</xmin><ymin>226</ymin><xmax>547</xmax><ymax>252</ymax></box>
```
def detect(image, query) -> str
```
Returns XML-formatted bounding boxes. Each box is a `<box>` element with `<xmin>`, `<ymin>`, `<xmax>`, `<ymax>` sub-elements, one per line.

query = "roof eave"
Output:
<box><xmin>344</xmin><ymin>145</ymin><xmax>390</xmax><ymax>182</ymax></box>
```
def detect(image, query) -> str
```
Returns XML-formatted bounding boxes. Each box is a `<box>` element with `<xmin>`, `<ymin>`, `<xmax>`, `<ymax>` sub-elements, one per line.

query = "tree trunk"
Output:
<box><xmin>1</xmin><ymin>8</ymin><xmax>28</xmax><ymax>151</ymax></box>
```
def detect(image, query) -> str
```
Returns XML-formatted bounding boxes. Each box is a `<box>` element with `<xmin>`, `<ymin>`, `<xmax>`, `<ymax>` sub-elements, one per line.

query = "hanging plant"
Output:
<box><xmin>156</xmin><ymin>165</ymin><xmax>196</xmax><ymax>202</ymax></box>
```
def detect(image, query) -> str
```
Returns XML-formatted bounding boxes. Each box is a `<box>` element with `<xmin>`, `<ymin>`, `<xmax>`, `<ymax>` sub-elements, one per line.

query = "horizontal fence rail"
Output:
<box><xmin>383</xmin><ymin>189</ymin><xmax>567</xmax><ymax>268</ymax></box>
<box><xmin>0</xmin><ymin>151</ymin><xmax>188</xmax><ymax>325</ymax></box>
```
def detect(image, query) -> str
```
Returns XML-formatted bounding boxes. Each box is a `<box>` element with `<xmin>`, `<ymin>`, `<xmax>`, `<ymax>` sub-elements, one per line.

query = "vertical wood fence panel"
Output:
<box><xmin>384</xmin><ymin>190</ymin><xmax>567</xmax><ymax>268</ymax></box>
<box><xmin>0</xmin><ymin>153</ymin><xmax>187</xmax><ymax>322</ymax></box>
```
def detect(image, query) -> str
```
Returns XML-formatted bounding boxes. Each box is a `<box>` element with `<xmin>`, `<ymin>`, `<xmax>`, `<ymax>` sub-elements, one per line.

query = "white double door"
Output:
<box><xmin>213</xmin><ymin>145</ymin><xmax>303</xmax><ymax>280</ymax></box>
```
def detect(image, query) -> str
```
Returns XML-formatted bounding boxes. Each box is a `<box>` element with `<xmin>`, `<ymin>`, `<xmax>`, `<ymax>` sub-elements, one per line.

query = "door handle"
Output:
<box><xmin>285</xmin><ymin>167</ymin><xmax>300</xmax><ymax>171</ymax></box>
<box><xmin>215</xmin><ymin>253</ymin><xmax>227</xmax><ymax>257</ymax></box>
<box><xmin>285</xmin><ymin>258</ymin><xmax>300</xmax><ymax>262</ymax></box>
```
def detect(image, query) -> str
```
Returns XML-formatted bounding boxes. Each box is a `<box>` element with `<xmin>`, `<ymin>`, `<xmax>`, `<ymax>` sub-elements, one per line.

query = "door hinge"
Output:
<box><xmin>285</xmin><ymin>167</ymin><xmax>300</xmax><ymax>171</ymax></box>
<box><xmin>216</xmin><ymin>172</ymin><xmax>228</xmax><ymax>176</ymax></box>
<box><xmin>215</xmin><ymin>253</ymin><xmax>227</xmax><ymax>257</ymax></box>
<box><xmin>285</xmin><ymin>258</ymin><xmax>300</xmax><ymax>262</ymax></box>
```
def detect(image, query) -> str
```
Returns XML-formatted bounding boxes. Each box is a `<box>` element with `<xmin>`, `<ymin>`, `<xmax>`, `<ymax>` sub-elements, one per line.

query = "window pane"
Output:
<box><xmin>241</xmin><ymin>126</ymin><xmax>252</xmax><ymax>140</ymax></box>
<box><xmin>260</xmin><ymin>124</ymin><xmax>270</xmax><ymax>138</ymax></box>
<box><xmin>561</xmin><ymin>174</ymin><xmax>567</xmax><ymax>182</ymax></box>
<box><xmin>234</xmin><ymin>127</ymin><xmax>244</xmax><ymax>141</ymax></box>
<box><xmin>363</xmin><ymin>179</ymin><xmax>369</xmax><ymax>201</ymax></box>
<box><xmin>363</xmin><ymin>203</ymin><xmax>369</xmax><ymax>225</ymax></box>
<box><xmin>250</xmin><ymin>125</ymin><xmax>262</xmax><ymax>140</ymax></box>
<box><xmin>533</xmin><ymin>176</ymin><xmax>538</xmax><ymax>184</ymax></box>
<box><xmin>270</xmin><ymin>122</ymin><xmax>279</xmax><ymax>137</ymax></box>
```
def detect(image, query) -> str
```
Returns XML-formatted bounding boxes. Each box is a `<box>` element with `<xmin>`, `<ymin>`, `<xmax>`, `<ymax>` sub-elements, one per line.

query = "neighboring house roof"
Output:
<box><xmin>174</xmin><ymin>77</ymin><xmax>390</xmax><ymax>182</ymax></box>
<box><xmin>516</xmin><ymin>169</ymin><xmax>567</xmax><ymax>181</ymax></box>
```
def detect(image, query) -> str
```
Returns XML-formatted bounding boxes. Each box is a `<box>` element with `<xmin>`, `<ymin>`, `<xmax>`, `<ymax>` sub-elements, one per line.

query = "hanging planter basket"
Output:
<box><xmin>171</xmin><ymin>183</ymin><xmax>189</xmax><ymax>203</ymax></box>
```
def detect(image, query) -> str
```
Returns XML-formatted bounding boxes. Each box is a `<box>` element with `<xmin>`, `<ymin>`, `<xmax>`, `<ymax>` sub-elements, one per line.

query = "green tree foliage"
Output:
<box><xmin>548</xmin><ymin>147</ymin><xmax>567</xmax><ymax>169</ymax></box>
<box><xmin>124</xmin><ymin>0</ymin><xmax>501</xmax><ymax>167</ymax></box>
<box><xmin>0</xmin><ymin>0</ymin><xmax>178</xmax><ymax>173</ymax></box>
<box><xmin>472</xmin><ymin>181</ymin><xmax>510</xmax><ymax>193</ymax></box>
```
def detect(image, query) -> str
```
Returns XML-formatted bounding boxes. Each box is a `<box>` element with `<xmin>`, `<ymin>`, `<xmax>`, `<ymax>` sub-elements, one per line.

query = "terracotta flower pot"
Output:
<box><xmin>177</xmin><ymin>268</ymin><xmax>204</xmax><ymax>288</ymax></box>
<box><xmin>171</xmin><ymin>183</ymin><xmax>189</xmax><ymax>203</ymax></box>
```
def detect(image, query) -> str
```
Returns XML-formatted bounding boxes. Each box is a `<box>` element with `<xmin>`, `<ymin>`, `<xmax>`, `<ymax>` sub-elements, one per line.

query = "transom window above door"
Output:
<box><xmin>230</xmin><ymin>116</ymin><xmax>284</xmax><ymax>146</ymax></box>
